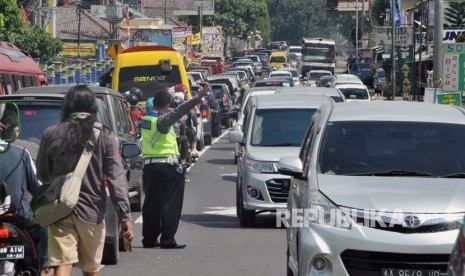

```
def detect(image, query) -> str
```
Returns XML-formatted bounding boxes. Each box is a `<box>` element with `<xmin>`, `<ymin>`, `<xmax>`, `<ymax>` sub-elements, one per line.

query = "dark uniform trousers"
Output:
<box><xmin>142</xmin><ymin>162</ymin><xmax>185</xmax><ymax>247</ymax></box>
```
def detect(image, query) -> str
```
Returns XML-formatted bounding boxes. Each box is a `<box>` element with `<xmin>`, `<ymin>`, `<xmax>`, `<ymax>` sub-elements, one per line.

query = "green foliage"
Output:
<box><xmin>177</xmin><ymin>0</ymin><xmax>271</xmax><ymax>43</ymax></box>
<box><xmin>372</xmin><ymin>0</ymin><xmax>390</xmax><ymax>26</ymax></box>
<box><xmin>266</xmin><ymin>0</ymin><xmax>337</xmax><ymax>45</ymax></box>
<box><xmin>445</xmin><ymin>0</ymin><xmax>465</xmax><ymax>27</ymax></box>
<box><xmin>0</xmin><ymin>0</ymin><xmax>62</xmax><ymax>59</ymax></box>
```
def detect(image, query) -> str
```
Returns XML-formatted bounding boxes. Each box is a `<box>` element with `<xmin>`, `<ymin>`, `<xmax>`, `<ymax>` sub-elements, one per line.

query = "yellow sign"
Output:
<box><xmin>107</xmin><ymin>42</ymin><xmax>124</xmax><ymax>60</ymax></box>
<box><xmin>60</xmin><ymin>43</ymin><xmax>96</xmax><ymax>58</ymax></box>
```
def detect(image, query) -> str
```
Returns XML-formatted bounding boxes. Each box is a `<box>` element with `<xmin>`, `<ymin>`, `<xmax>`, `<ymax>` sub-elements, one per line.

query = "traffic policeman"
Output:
<box><xmin>140</xmin><ymin>84</ymin><xmax>208</xmax><ymax>249</ymax></box>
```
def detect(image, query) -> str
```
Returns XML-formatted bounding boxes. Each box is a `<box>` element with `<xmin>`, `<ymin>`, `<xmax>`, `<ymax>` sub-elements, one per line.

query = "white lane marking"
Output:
<box><xmin>135</xmin><ymin>216</ymin><xmax>143</xmax><ymax>224</ymax></box>
<box><xmin>202</xmin><ymin>206</ymin><xmax>236</xmax><ymax>216</ymax></box>
<box><xmin>220</xmin><ymin>173</ymin><xmax>237</xmax><ymax>177</ymax></box>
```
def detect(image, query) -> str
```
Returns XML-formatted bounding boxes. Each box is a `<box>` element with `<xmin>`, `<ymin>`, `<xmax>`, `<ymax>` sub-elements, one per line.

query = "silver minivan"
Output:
<box><xmin>279</xmin><ymin>101</ymin><xmax>465</xmax><ymax>276</ymax></box>
<box><xmin>229</xmin><ymin>94</ymin><xmax>332</xmax><ymax>227</ymax></box>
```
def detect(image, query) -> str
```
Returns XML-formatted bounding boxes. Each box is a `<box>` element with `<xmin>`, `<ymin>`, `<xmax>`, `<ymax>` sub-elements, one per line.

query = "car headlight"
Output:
<box><xmin>245</xmin><ymin>157</ymin><xmax>277</xmax><ymax>173</ymax></box>
<box><xmin>305</xmin><ymin>190</ymin><xmax>352</xmax><ymax>229</ymax></box>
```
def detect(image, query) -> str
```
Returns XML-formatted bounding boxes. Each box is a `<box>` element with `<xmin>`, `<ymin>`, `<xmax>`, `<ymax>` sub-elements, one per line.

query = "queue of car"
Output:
<box><xmin>227</xmin><ymin>50</ymin><xmax>464</xmax><ymax>275</ymax></box>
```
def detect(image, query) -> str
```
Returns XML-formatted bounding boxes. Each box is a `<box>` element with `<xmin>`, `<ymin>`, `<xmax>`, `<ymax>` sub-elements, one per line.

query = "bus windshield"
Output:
<box><xmin>118</xmin><ymin>65</ymin><xmax>181</xmax><ymax>100</ymax></box>
<box><xmin>302</xmin><ymin>44</ymin><xmax>335</xmax><ymax>63</ymax></box>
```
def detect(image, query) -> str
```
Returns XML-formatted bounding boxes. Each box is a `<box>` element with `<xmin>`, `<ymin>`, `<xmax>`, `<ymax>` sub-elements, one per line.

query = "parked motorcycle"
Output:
<box><xmin>0</xmin><ymin>102</ymin><xmax>40</xmax><ymax>276</ymax></box>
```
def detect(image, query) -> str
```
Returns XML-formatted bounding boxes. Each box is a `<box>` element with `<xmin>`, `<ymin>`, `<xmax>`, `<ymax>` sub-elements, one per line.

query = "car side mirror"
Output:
<box><xmin>277</xmin><ymin>155</ymin><xmax>304</xmax><ymax>178</ymax></box>
<box><xmin>228</xmin><ymin>130</ymin><xmax>243</xmax><ymax>144</ymax></box>
<box><xmin>121</xmin><ymin>143</ymin><xmax>141</xmax><ymax>159</ymax></box>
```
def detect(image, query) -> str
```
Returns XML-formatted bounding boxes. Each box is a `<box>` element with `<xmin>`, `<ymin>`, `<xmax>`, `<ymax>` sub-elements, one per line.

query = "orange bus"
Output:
<box><xmin>0</xmin><ymin>41</ymin><xmax>47</xmax><ymax>95</ymax></box>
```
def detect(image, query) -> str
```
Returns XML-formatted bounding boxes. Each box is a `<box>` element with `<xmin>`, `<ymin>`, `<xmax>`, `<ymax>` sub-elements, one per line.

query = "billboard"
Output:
<box><xmin>131</xmin><ymin>29</ymin><xmax>172</xmax><ymax>46</ymax></box>
<box><xmin>442</xmin><ymin>43</ymin><xmax>465</xmax><ymax>92</ymax></box>
<box><xmin>172</xmin><ymin>26</ymin><xmax>191</xmax><ymax>54</ymax></box>
<box><xmin>374</xmin><ymin>27</ymin><xmax>412</xmax><ymax>51</ymax></box>
<box><xmin>443</xmin><ymin>29</ymin><xmax>465</xmax><ymax>44</ymax></box>
<box><xmin>173</xmin><ymin>0</ymin><xmax>215</xmax><ymax>16</ymax></box>
<box><xmin>202</xmin><ymin>26</ymin><xmax>223</xmax><ymax>57</ymax></box>
<box><xmin>60</xmin><ymin>43</ymin><xmax>96</xmax><ymax>58</ymax></box>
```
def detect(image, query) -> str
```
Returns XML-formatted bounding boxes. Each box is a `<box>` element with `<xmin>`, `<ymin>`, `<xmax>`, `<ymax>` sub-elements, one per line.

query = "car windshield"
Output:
<box><xmin>320</xmin><ymin>77</ymin><xmax>334</xmax><ymax>86</ymax></box>
<box><xmin>257</xmin><ymin>54</ymin><xmax>268</xmax><ymax>61</ymax></box>
<box><xmin>289</xmin><ymin>48</ymin><xmax>301</xmax><ymax>53</ymax></box>
<box><xmin>270</xmin><ymin>56</ymin><xmax>286</xmax><ymax>63</ymax></box>
<box><xmin>189</xmin><ymin>73</ymin><xmax>202</xmax><ymax>82</ymax></box>
<box><xmin>251</xmin><ymin>108</ymin><xmax>315</xmax><ymax>147</ymax></box>
<box><xmin>319</xmin><ymin>121</ymin><xmax>465</xmax><ymax>176</ymax></box>
<box><xmin>118</xmin><ymin>65</ymin><xmax>181</xmax><ymax>100</ymax></box>
<box><xmin>246</xmin><ymin>56</ymin><xmax>259</xmax><ymax>62</ymax></box>
<box><xmin>254</xmin><ymin>81</ymin><xmax>290</xmax><ymax>87</ymax></box>
<box><xmin>339</xmin><ymin>88</ymin><xmax>369</xmax><ymax>100</ymax></box>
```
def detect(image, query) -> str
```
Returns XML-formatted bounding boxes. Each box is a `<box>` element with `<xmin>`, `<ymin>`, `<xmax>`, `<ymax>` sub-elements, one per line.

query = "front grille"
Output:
<box><xmin>265</xmin><ymin>179</ymin><xmax>290</xmax><ymax>203</ymax></box>
<box><xmin>341</xmin><ymin>250</ymin><xmax>449</xmax><ymax>276</ymax></box>
<box><xmin>353</xmin><ymin>216</ymin><xmax>461</xmax><ymax>234</ymax></box>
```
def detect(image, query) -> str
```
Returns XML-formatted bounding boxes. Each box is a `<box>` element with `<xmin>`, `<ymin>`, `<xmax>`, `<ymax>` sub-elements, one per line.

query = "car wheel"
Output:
<box><xmin>101</xmin><ymin>217</ymin><xmax>119</xmax><ymax>265</ymax></box>
<box><xmin>287</xmin><ymin>247</ymin><xmax>293</xmax><ymax>276</ymax></box>
<box><xmin>239</xmin><ymin>192</ymin><xmax>255</xmax><ymax>227</ymax></box>
<box><xmin>204</xmin><ymin>133</ymin><xmax>212</xmax><ymax>146</ymax></box>
<box><xmin>196</xmin><ymin>136</ymin><xmax>204</xmax><ymax>151</ymax></box>
<box><xmin>130</xmin><ymin>183</ymin><xmax>143</xmax><ymax>212</ymax></box>
<box><xmin>236</xmin><ymin>177</ymin><xmax>241</xmax><ymax>217</ymax></box>
<box><xmin>212</xmin><ymin>125</ymin><xmax>221</xmax><ymax>137</ymax></box>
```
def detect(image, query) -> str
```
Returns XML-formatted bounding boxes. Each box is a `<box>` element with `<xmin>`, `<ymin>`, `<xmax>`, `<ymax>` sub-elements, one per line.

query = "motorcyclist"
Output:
<box><xmin>129</xmin><ymin>87</ymin><xmax>145</xmax><ymax>115</ymax></box>
<box><xmin>0</xmin><ymin>105</ymin><xmax>50</xmax><ymax>275</ymax></box>
<box><xmin>128</xmin><ymin>94</ymin><xmax>143</xmax><ymax>132</ymax></box>
<box><xmin>174</xmin><ymin>84</ymin><xmax>199</xmax><ymax>158</ymax></box>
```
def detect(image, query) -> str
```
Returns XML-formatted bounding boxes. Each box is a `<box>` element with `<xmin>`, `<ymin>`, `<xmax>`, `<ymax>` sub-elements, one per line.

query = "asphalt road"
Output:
<box><xmin>97</xmin><ymin>130</ymin><xmax>286</xmax><ymax>276</ymax></box>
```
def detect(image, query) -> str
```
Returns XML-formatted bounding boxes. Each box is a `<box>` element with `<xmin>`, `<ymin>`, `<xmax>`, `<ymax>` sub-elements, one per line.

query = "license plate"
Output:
<box><xmin>282</xmin><ymin>180</ymin><xmax>290</xmax><ymax>192</ymax></box>
<box><xmin>381</xmin><ymin>268</ymin><xmax>441</xmax><ymax>276</ymax></box>
<box><xmin>202</xmin><ymin>118</ymin><xmax>208</xmax><ymax>123</ymax></box>
<box><xmin>0</xmin><ymin>245</ymin><xmax>25</xmax><ymax>260</ymax></box>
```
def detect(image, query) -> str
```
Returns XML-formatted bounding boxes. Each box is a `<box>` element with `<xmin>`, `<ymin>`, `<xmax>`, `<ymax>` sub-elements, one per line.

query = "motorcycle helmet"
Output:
<box><xmin>170</xmin><ymin>94</ymin><xmax>185</xmax><ymax>108</ymax></box>
<box><xmin>129</xmin><ymin>87</ymin><xmax>143</xmax><ymax>101</ymax></box>
<box><xmin>146</xmin><ymin>97</ymin><xmax>154</xmax><ymax>113</ymax></box>
<box><xmin>175</xmin><ymin>84</ymin><xmax>188</xmax><ymax>93</ymax></box>
<box><xmin>128</xmin><ymin>94</ymin><xmax>139</xmax><ymax>106</ymax></box>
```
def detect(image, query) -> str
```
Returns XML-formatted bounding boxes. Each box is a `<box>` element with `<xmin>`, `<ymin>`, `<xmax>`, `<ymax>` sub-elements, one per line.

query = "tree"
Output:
<box><xmin>266</xmin><ymin>0</ymin><xmax>337</xmax><ymax>45</ymax></box>
<box><xmin>177</xmin><ymin>0</ymin><xmax>271</xmax><ymax>43</ymax></box>
<box><xmin>0</xmin><ymin>0</ymin><xmax>62</xmax><ymax>59</ymax></box>
<box><xmin>445</xmin><ymin>0</ymin><xmax>465</xmax><ymax>27</ymax></box>
<box><xmin>372</xmin><ymin>0</ymin><xmax>390</xmax><ymax>26</ymax></box>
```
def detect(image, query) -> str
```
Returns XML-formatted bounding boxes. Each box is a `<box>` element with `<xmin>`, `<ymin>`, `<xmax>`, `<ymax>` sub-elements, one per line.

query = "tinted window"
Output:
<box><xmin>319</xmin><ymin>121</ymin><xmax>465</xmax><ymax>176</ymax></box>
<box><xmin>18</xmin><ymin>105</ymin><xmax>61</xmax><ymax>140</ymax></box>
<box><xmin>330</xmin><ymin>96</ymin><xmax>345</xmax><ymax>103</ymax></box>
<box><xmin>118</xmin><ymin>65</ymin><xmax>181</xmax><ymax>100</ymax></box>
<box><xmin>212</xmin><ymin>86</ymin><xmax>225</xmax><ymax>99</ymax></box>
<box><xmin>254</xmin><ymin>81</ymin><xmax>290</xmax><ymax>87</ymax></box>
<box><xmin>250</xmin><ymin>108</ymin><xmax>315</xmax><ymax>146</ymax></box>
<box><xmin>270</xmin><ymin>56</ymin><xmax>286</xmax><ymax>63</ymax></box>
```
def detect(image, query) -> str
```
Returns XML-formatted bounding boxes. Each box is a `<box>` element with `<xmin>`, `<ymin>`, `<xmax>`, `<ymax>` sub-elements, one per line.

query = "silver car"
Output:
<box><xmin>279</xmin><ymin>101</ymin><xmax>465</xmax><ymax>276</ymax></box>
<box><xmin>229</xmin><ymin>94</ymin><xmax>332</xmax><ymax>227</ymax></box>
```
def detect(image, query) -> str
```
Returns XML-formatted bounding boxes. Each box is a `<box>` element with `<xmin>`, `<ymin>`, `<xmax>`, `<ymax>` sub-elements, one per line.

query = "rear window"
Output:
<box><xmin>251</xmin><ymin>108</ymin><xmax>315</xmax><ymax>147</ymax></box>
<box><xmin>118</xmin><ymin>65</ymin><xmax>182</xmax><ymax>100</ymax></box>
<box><xmin>254</xmin><ymin>81</ymin><xmax>291</xmax><ymax>87</ymax></box>
<box><xmin>212</xmin><ymin>86</ymin><xmax>225</xmax><ymax>99</ymax></box>
<box><xmin>330</xmin><ymin>96</ymin><xmax>345</xmax><ymax>103</ymax></box>
<box><xmin>19</xmin><ymin>105</ymin><xmax>61</xmax><ymax>140</ymax></box>
<box><xmin>339</xmin><ymin>88</ymin><xmax>369</xmax><ymax>100</ymax></box>
<box><xmin>270</xmin><ymin>56</ymin><xmax>286</xmax><ymax>63</ymax></box>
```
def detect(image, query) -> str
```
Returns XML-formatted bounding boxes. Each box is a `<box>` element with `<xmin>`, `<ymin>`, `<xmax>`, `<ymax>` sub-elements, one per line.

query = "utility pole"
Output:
<box><xmin>391</xmin><ymin>0</ymin><xmax>396</xmax><ymax>99</ymax></box>
<box><xmin>355</xmin><ymin>0</ymin><xmax>358</xmax><ymax>58</ymax></box>
<box><xmin>164</xmin><ymin>0</ymin><xmax>167</xmax><ymax>24</ymax></box>
<box><xmin>361</xmin><ymin>0</ymin><xmax>364</xmax><ymax>48</ymax></box>
<box><xmin>77</xmin><ymin>2</ymin><xmax>82</xmax><ymax>59</ymax></box>
<box><xmin>433</xmin><ymin>0</ymin><xmax>443</xmax><ymax>89</ymax></box>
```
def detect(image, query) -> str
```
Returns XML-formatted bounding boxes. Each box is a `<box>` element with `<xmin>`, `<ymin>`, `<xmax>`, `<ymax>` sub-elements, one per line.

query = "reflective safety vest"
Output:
<box><xmin>140</xmin><ymin>115</ymin><xmax>179</xmax><ymax>158</ymax></box>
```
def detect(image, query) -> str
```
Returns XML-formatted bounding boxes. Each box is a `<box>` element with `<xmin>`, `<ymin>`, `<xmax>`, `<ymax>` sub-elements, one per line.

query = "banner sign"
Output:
<box><xmin>172</xmin><ymin>26</ymin><xmax>190</xmax><ymax>54</ymax></box>
<box><xmin>442</xmin><ymin>43</ymin><xmax>465</xmax><ymax>92</ymax></box>
<box><xmin>436</xmin><ymin>92</ymin><xmax>462</xmax><ymax>107</ymax></box>
<box><xmin>60</xmin><ymin>43</ymin><xmax>96</xmax><ymax>58</ymax></box>
<box><xmin>202</xmin><ymin>26</ymin><xmax>223</xmax><ymax>57</ymax></box>
<box><xmin>131</xmin><ymin>29</ymin><xmax>172</xmax><ymax>46</ymax></box>
<box><xmin>374</xmin><ymin>27</ymin><xmax>412</xmax><ymax>51</ymax></box>
<box><xmin>443</xmin><ymin>29</ymin><xmax>465</xmax><ymax>43</ymax></box>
